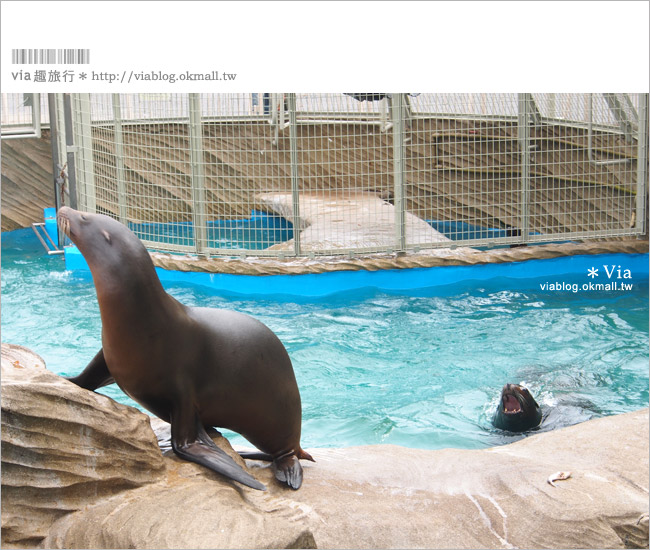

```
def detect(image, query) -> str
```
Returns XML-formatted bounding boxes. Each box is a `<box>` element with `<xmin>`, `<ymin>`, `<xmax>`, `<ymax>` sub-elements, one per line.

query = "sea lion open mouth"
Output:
<box><xmin>502</xmin><ymin>393</ymin><xmax>522</xmax><ymax>414</ymax></box>
<box><xmin>492</xmin><ymin>383</ymin><xmax>543</xmax><ymax>432</ymax></box>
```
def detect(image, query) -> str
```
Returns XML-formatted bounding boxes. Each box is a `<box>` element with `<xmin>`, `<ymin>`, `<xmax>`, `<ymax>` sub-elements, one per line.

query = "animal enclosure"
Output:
<box><xmin>50</xmin><ymin>93</ymin><xmax>648</xmax><ymax>257</ymax></box>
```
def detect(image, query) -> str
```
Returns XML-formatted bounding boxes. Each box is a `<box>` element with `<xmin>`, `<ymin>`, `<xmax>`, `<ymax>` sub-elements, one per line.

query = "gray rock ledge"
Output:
<box><xmin>2</xmin><ymin>343</ymin><xmax>648</xmax><ymax>549</ymax></box>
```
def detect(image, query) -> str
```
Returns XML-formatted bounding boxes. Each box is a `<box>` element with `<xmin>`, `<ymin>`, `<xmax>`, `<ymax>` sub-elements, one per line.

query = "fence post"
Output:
<box><xmin>636</xmin><ymin>93</ymin><xmax>649</xmax><ymax>235</ymax></box>
<box><xmin>392</xmin><ymin>93</ymin><xmax>406</xmax><ymax>252</ymax></box>
<box><xmin>52</xmin><ymin>94</ymin><xmax>67</xmax><ymax>182</ymax></box>
<box><xmin>47</xmin><ymin>94</ymin><xmax>67</xmax><ymax>248</ymax></box>
<box><xmin>188</xmin><ymin>93</ymin><xmax>207</xmax><ymax>256</ymax></box>
<box><xmin>47</xmin><ymin>95</ymin><xmax>60</xmax><ymax>206</ymax></box>
<box><xmin>71</xmin><ymin>93</ymin><xmax>96</xmax><ymax>213</ymax></box>
<box><xmin>31</xmin><ymin>93</ymin><xmax>42</xmax><ymax>139</ymax></box>
<box><xmin>62</xmin><ymin>94</ymin><xmax>78</xmax><ymax>210</ymax></box>
<box><xmin>112</xmin><ymin>94</ymin><xmax>128</xmax><ymax>225</ymax></box>
<box><xmin>517</xmin><ymin>93</ymin><xmax>532</xmax><ymax>244</ymax></box>
<box><xmin>288</xmin><ymin>93</ymin><xmax>302</xmax><ymax>256</ymax></box>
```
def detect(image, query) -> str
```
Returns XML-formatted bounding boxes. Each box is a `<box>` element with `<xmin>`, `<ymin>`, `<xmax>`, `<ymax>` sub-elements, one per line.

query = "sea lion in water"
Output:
<box><xmin>492</xmin><ymin>383</ymin><xmax>542</xmax><ymax>432</ymax></box>
<box><xmin>57</xmin><ymin>207</ymin><xmax>314</xmax><ymax>491</ymax></box>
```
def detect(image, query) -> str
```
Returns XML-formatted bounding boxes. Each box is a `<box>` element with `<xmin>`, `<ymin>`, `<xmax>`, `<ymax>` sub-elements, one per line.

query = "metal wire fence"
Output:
<box><xmin>0</xmin><ymin>93</ymin><xmax>48</xmax><ymax>138</ymax></box>
<box><xmin>60</xmin><ymin>93</ymin><xmax>647</xmax><ymax>257</ymax></box>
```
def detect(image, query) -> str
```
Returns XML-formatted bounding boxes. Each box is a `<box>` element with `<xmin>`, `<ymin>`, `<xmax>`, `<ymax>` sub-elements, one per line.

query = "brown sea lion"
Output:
<box><xmin>57</xmin><ymin>207</ymin><xmax>313</xmax><ymax>491</ymax></box>
<box><xmin>492</xmin><ymin>383</ymin><xmax>543</xmax><ymax>432</ymax></box>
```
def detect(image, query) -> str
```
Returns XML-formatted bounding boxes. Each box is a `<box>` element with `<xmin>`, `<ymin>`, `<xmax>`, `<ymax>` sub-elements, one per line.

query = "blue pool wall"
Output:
<box><xmin>128</xmin><ymin>210</ymin><xmax>294</xmax><ymax>250</ymax></box>
<box><xmin>52</xmin><ymin>207</ymin><xmax>540</xmax><ymax>254</ymax></box>
<box><xmin>44</xmin><ymin>207</ymin><xmax>58</xmax><ymax>244</ymax></box>
<box><xmin>63</xmin><ymin>245</ymin><xmax>649</xmax><ymax>299</ymax></box>
<box><xmin>36</xmin><ymin>207</ymin><xmax>650</xmax><ymax>298</ymax></box>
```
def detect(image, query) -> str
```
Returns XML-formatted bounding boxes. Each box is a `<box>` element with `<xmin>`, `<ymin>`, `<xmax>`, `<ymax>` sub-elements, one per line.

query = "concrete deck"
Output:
<box><xmin>258</xmin><ymin>192</ymin><xmax>450</xmax><ymax>252</ymax></box>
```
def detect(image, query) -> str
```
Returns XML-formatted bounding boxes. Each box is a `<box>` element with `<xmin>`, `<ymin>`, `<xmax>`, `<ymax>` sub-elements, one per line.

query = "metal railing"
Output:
<box><xmin>55</xmin><ymin>92</ymin><xmax>647</xmax><ymax>258</ymax></box>
<box><xmin>1</xmin><ymin>93</ymin><xmax>44</xmax><ymax>138</ymax></box>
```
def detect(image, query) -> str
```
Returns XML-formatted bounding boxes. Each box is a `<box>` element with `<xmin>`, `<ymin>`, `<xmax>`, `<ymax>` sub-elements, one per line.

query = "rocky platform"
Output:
<box><xmin>2</xmin><ymin>343</ymin><xmax>648</xmax><ymax>549</ymax></box>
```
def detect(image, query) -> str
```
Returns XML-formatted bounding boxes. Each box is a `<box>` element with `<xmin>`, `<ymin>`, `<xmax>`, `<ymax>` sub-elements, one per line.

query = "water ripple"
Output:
<box><xmin>2</xmin><ymin>229</ymin><xmax>648</xmax><ymax>451</ymax></box>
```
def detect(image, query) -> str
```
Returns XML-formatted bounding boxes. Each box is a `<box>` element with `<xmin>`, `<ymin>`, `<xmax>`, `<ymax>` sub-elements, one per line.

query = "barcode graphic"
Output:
<box><xmin>11</xmin><ymin>49</ymin><xmax>90</xmax><ymax>65</ymax></box>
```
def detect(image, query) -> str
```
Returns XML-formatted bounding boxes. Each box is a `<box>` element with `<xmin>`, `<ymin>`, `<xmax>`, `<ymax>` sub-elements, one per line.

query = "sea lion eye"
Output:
<box><xmin>81</xmin><ymin>214</ymin><xmax>87</xmax><ymax>221</ymax></box>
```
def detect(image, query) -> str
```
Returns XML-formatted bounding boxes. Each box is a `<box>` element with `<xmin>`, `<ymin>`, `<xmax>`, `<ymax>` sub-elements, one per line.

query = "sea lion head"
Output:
<box><xmin>493</xmin><ymin>383</ymin><xmax>542</xmax><ymax>432</ymax></box>
<box><xmin>57</xmin><ymin>207</ymin><xmax>152</xmax><ymax>280</ymax></box>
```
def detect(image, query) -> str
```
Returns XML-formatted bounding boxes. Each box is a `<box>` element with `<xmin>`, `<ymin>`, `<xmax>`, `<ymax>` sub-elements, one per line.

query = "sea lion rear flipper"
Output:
<box><xmin>170</xmin><ymin>410</ymin><xmax>266</xmax><ymax>491</ymax></box>
<box><xmin>65</xmin><ymin>348</ymin><xmax>115</xmax><ymax>390</ymax></box>
<box><xmin>274</xmin><ymin>454</ymin><xmax>304</xmax><ymax>490</ymax></box>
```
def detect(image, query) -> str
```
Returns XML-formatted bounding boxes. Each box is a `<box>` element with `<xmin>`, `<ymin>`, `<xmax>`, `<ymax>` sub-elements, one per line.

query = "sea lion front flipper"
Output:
<box><xmin>65</xmin><ymin>348</ymin><xmax>115</xmax><ymax>390</ymax></box>
<box><xmin>274</xmin><ymin>453</ymin><xmax>304</xmax><ymax>490</ymax></box>
<box><xmin>170</xmin><ymin>409</ymin><xmax>266</xmax><ymax>491</ymax></box>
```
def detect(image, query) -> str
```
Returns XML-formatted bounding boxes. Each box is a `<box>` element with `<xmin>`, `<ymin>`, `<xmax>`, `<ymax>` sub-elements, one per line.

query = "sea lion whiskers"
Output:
<box><xmin>57</xmin><ymin>212</ymin><xmax>70</xmax><ymax>239</ymax></box>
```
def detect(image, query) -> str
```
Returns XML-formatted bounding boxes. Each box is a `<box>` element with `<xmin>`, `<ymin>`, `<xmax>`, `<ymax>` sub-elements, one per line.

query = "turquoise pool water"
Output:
<box><xmin>2</xmin><ymin>228</ymin><xmax>648</xmax><ymax>450</ymax></box>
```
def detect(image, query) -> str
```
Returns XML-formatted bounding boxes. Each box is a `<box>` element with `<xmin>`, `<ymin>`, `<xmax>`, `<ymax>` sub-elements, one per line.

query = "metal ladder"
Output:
<box><xmin>31</xmin><ymin>222</ymin><xmax>63</xmax><ymax>255</ymax></box>
<box><xmin>31</xmin><ymin>208</ymin><xmax>64</xmax><ymax>255</ymax></box>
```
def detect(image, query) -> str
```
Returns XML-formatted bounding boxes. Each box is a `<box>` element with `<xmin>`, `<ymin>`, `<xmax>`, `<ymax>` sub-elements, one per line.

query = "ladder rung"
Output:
<box><xmin>31</xmin><ymin>222</ymin><xmax>64</xmax><ymax>254</ymax></box>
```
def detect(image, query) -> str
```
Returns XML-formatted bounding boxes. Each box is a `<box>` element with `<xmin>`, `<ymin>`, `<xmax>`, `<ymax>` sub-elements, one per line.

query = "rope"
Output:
<box><xmin>151</xmin><ymin>240</ymin><xmax>649</xmax><ymax>277</ymax></box>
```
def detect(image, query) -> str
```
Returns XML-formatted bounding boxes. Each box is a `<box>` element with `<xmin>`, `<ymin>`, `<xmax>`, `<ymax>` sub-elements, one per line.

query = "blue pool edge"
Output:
<box><xmin>63</xmin><ymin>245</ymin><xmax>650</xmax><ymax>298</ymax></box>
